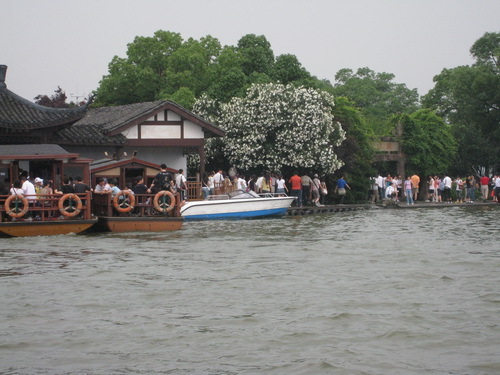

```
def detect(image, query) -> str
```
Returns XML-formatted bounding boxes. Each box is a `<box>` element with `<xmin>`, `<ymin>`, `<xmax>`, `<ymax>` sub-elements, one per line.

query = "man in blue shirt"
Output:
<box><xmin>336</xmin><ymin>176</ymin><xmax>351</xmax><ymax>204</ymax></box>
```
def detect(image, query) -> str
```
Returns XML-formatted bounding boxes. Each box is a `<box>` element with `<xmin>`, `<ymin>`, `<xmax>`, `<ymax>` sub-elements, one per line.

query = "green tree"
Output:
<box><xmin>332</xmin><ymin>97</ymin><xmax>376</xmax><ymax>202</ymax></box>
<box><xmin>394</xmin><ymin>109</ymin><xmax>457</xmax><ymax>178</ymax></box>
<box><xmin>237</xmin><ymin>34</ymin><xmax>275</xmax><ymax>76</ymax></box>
<box><xmin>270</xmin><ymin>54</ymin><xmax>311</xmax><ymax>84</ymax></box>
<box><xmin>332</xmin><ymin>67</ymin><xmax>419</xmax><ymax>135</ymax></box>
<box><xmin>193</xmin><ymin>83</ymin><xmax>346</xmax><ymax>175</ymax></box>
<box><xmin>470</xmin><ymin>31</ymin><xmax>500</xmax><ymax>68</ymax></box>
<box><xmin>161</xmin><ymin>87</ymin><xmax>196</xmax><ymax>109</ymax></box>
<box><xmin>422</xmin><ymin>32</ymin><xmax>500</xmax><ymax>173</ymax></box>
<box><xmin>94</xmin><ymin>31</ymin><xmax>220</xmax><ymax>107</ymax></box>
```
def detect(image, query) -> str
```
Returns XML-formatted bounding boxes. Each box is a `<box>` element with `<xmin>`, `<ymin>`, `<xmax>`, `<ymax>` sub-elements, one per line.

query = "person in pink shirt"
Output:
<box><xmin>404</xmin><ymin>176</ymin><xmax>414</xmax><ymax>205</ymax></box>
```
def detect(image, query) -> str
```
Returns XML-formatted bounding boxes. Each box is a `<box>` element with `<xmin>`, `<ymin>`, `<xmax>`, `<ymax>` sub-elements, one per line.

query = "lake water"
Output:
<box><xmin>1</xmin><ymin>206</ymin><xmax>499</xmax><ymax>375</ymax></box>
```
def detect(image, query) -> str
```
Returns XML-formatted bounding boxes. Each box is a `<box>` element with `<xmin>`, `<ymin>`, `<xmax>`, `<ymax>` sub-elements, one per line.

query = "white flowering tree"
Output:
<box><xmin>193</xmin><ymin>83</ymin><xmax>346</xmax><ymax>174</ymax></box>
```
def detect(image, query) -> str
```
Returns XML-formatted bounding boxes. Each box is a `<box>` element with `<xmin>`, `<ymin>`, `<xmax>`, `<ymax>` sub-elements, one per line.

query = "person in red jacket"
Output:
<box><xmin>480</xmin><ymin>175</ymin><xmax>490</xmax><ymax>201</ymax></box>
<box><xmin>289</xmin><ymin>171</ymin><xmax>302</xmax><ymax>207</ymax></box>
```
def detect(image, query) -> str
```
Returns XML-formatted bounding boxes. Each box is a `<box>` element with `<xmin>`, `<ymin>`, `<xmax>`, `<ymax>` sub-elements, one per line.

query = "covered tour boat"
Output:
<box><xmin>0</xmin><ymin>145</ymin><xmax>97</xmax><ymax>237</ymax></box>
<box><xmin>91</xmin><ymin>189</ymin><xmax>183</xmax><ymax>233</ymax></box>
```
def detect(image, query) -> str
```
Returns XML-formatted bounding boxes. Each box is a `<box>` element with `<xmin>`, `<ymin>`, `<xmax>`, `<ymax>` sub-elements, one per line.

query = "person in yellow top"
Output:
<box><xmin>261</xmin><ymin>172</ymin><xmax>272</xmax><ymax>193</ymax></box>
<box><xmin>410</xmin><ymin>173</ymin><xmax>420</xmax><ymax>202</ymax></box>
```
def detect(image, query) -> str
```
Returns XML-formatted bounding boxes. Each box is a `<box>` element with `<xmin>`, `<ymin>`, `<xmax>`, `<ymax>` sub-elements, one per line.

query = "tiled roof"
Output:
<box><xmin>0</xmin><ymin>87</ymin><xmax>87</xmax><ymax>131</ymax></box>
<box><xmin>56</xmin><ymin>123</ymin><xmax>128</xmax><ymax>145</ymax></box>
<box><xmin>74</xmin><ymin>101</ymin><xmax>166</xmax><ymax>133</ymax></box>
<box><xmin>57</xmin><ymin>100</ymin><xmax>224</xmax><ymax>145</ymax></box>
<box><xmin>0</xmin><ymin>144</ymin><xmax>77</xmax><ymax>158</ymax></box>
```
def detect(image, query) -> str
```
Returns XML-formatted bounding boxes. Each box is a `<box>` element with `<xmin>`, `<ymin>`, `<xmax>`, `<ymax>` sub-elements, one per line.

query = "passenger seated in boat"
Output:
<box><xmin>74</xmin><ymin>176</ymin><xmax>92</xmax><ymax>194</ymax></box>
<box><xmin>40</xmin><ymin>180</ymin><xmax>55</xmax><ymax>217</ymax></box>
<box><xmin>55</xmin><ymin>177</ymin><xmax>75</xmax><ymax>195</ymax></box>
<box><xmin>94</xmin><ymin>177</ymin><xmax>111</xmax><ymax>194</ymax></box>
<box><xmin>10</xmin><ymin>180</ymin><xmax>24</xmax><ymax>196</ymax></box>
<box><xmin>108</xmin><ymin>178</ymin><xmax>121</xmax><ymax>197</ymax></box>
<box><xmin>132</xmin><ymin>177</ymin><xmax>151</xmax><ymax>215</ymax></box>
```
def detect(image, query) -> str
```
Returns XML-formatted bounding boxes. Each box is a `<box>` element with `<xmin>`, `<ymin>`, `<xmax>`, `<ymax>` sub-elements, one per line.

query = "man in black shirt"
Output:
<box><xmin>74</xmin><ymin>176</ymin><xmax>92</xmax><ymax>194</ymax></box>
<box><xmin>151</xmin><ymin>164</ymin><xmax>173</xmax><ymax>193</ymax></box>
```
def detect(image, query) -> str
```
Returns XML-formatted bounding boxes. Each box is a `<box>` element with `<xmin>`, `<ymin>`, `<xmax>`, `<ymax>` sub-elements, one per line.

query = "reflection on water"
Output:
<box><xmin>0</xmin><ymin>206</ymin><xmax>499</xmax><ymax>374</ymax></box>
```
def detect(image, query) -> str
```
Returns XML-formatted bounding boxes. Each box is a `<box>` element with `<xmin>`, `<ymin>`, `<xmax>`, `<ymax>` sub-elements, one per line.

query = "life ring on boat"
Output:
<box><xmin>153</xmin><ymin>190</ymin><xmax>176</xmax><ymax>213</ymax></box>
<box><xmin>5</xmin><ymin>194</ymin><xmax>29</xmax><ymax>218</ymax></box>
<box><xmin>58</xmin><ymin>193</ymin><xmax>82</xmax><ymax>217</ymax></box>
<box><xmin>113</xmin><ymin>190</ymin><xmax>135</xmax><ymax>213</ymax></box>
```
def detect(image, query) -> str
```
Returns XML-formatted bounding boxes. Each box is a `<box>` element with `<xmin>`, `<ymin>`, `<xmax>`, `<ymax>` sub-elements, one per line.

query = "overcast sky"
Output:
<box><xmin>2</xmin><ymin>0</ymin><xmax>498</xmax><ymax>102</ymax></box>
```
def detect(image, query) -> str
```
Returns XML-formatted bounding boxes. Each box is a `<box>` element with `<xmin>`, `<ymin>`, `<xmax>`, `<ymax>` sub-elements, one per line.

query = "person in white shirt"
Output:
<box><xmin>20</xmin><ymin>174</ymin><xmax>36</xmax><ymax>219</ymax></box>
<box><xmin>385</xmin><ymin>182</ymin><xmax>397</xmax><ymax>200</ymax></box>
<box><xmin>236</xmin><ymin>174</ymin><xmax>247</xmax><ymax>191</ymax></box>
<box><xmin>21</xmin><ymin>175</ymin><xmax>36</xmax><ymax>203</ymax></box>
<box><xmin>275</xmin><ymin>174</ymin><xmax>288</xmax><ymax>197</ymax></box>
<box><xmin>375</xmin><ymin>174</ymin><xmax>384</xmax><ymax>201</ymax></box>
<box><xmin>213</xmin><ymin>169</ymin><xmax>224</xmax><ymax>194</ymax></box>
<box><xmin>494</xmin><ymin>175</ymin><xmax>500</xmax><ymax>202</ymax></box>
<box><xmin>255</xmin><ymin>174</ymin><xmax>264</xmax><ymax>194</ymax></box>
<box><xmin>175</xmin><ymin>169</ymin><xmax>188</xmax><ymax>201</ymax></box>
<box><xmin>442</xmin><ymin>175</ymin><xmax>452</xmax><ymax>203</ymax></box>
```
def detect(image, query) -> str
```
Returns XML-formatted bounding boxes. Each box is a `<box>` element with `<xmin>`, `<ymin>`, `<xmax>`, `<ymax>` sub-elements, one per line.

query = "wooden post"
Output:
<box><xmin>198</xmin><ymin>145</ymin><xmax>206</xmax><ymax>180</ymax></box>
<box><xmin>396</xmin><ymin>121</ymin><xmax>405</xmax><ymax>178</ymax></box>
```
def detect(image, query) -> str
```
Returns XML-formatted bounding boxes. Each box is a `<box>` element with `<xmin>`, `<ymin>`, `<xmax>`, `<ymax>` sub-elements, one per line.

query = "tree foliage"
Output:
<box><xmin>332</xmin><ymin>96</ymin><xmax>376</xmax><ymax>201</ymax></box>
<box><xmin>34</xmin><ymin>86</ymin><xmax>70</xmax><ymax>108</ymax></box>
<box><xmin>422</xmin><ymin>32</ymin><xmax>500</xmax><ymax>173</ymax></box>
<box><xmin>395</xmin><ymin>109</ymin><xmax>457</xmax><ymax>177</ymax></box>
<box><xmin>332</xmin><ymin>67</ymin><xmax>419</xmax><ymax>135</ymax></box>
<box><xmin>93</xmin><ymin>30</ymin><xmax>324</xmax><ymax>108</ymax></box>
<box><xmin>193</xmin><ymin>83</ymin><xmax>346</xmax><ymax>175</ymax></box>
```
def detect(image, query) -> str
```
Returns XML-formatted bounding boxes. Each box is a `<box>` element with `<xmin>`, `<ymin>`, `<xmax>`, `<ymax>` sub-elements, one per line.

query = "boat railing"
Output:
<box><xmin>258</xmin><ymin>192</ymin><xmax>291</xmax><ymax>198</ymax></box>
<box><xmin>0</xmin><ymin>192</ymin><xmax>93</xmax><ymax>222</ymax></box>
<box><xmin>207</xmin><ymin>194</ymin><xmax>230</xmax><ymax>200</ymax></box>
<box><xmin>91</xmin><ymin>191</ymin><xmax>182</xmax><ymax>217</ymax></box>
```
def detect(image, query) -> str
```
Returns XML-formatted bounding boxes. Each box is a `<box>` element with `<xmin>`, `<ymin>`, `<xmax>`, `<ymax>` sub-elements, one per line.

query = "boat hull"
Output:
<box><xmin>180</xmin><ymin>197</ymin><xmax>295</xmax><ymax>220</ymax></box>
<box><xmin>97</xmin><ymin>216</ymin><xmax>184</xmax><ymax>232</ymax></box>
<box><xmin>0</xmin><ymin>219</ymin><xmax>97</xmax><ymax>237</ymax></box>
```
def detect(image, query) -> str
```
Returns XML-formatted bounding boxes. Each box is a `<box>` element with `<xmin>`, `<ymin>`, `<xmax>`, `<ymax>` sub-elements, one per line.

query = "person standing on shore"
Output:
<box><xmin>335</xmin><ymin>176</ymin><xmax>351</xmax><ymax>205</ymax></box>
<box><xmin>410</xmin><ymin>173</ymin><xmax>420</xmax><ymax>202</ymax></box>
<box><xmin>289</xmin><ymin>171</ymin><xmax>302</xmax><ymax>207</ymax></box>
<box><xmin>404</xmin><ymin>176</ymin><xmax>414</xmax><ymax>205</ymax></box>
<box><xmin>480</xmin><ymin>175</ymin><xmax>490</xmax><ymax>202</ymax></box>
<box><xmin>442</xmin><ymin>174</ymin><xmax>452</xmax><ymax>203</ymax></box>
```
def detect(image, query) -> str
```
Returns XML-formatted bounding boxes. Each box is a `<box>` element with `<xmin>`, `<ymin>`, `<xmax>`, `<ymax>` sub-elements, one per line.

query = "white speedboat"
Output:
<box><xmin>180</xmin><ymin>190</ymin><xmax>296</xmax><ymax>220</ymax></box>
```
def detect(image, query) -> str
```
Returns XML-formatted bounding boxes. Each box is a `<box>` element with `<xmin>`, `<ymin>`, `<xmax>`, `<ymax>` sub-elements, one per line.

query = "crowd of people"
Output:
<box><xmin>3</xmin><ymin>166</ymin><xmax>499</xmax><ymax>218</ymax></box>
<box><xmin>200</xmin><ymin>169</ymin><xmax>340</xmax><ymax>207</ymax></box>
<box><xmin>370</xmin><ymin>173</ymin><xmax>500</xmax><ymax>205</ymax></box>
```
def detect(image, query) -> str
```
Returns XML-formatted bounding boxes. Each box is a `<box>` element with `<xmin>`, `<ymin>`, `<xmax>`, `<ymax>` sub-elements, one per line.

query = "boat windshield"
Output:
<box><xmin>228</xmin><ymin>190</ymin><xmax>260</xmax><ymax>199</ymax></box>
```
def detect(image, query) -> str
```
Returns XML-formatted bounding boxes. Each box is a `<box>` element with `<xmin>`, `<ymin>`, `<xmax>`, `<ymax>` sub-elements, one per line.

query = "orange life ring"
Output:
<box><xmin>5</xmin><ymin>194</ymin><xmax>29</xmax><ymax>218</ymax></box>
<box><xmin>113</xmin><ymin>190</ymin><xmax>135</xmax><ymax>213</ymax></box>
<box><xmin>153</xmin><ymin>190</ymin><xmax>176</xmax><ymax>213</ymax></box>
<box><xmin>58</xmin><ymin>193</ymin><xmax>83</xmax><ymax>217</ymax></box>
